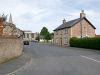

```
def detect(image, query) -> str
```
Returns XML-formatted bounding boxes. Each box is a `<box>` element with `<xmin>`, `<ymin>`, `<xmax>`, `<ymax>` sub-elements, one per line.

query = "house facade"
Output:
<box><xmin>23</xmin><ymin>30</ymin><xmax>39</xmax><ymax>41</ymax></box>
<box><xmin>53</xmin><ymin>10</ymin><xmax>96</xmax><ymax>46</ymax></box>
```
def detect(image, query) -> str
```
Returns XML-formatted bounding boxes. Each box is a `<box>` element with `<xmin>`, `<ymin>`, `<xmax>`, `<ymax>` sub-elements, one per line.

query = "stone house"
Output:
<box><xmin>53</xmin><ymin>10</ymin><xmax>96</xmax><ymax>46</ymax></box>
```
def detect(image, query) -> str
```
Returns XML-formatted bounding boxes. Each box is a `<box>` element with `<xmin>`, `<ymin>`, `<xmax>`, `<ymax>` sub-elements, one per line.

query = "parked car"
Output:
<box><xmin>23</xmin><ymin>41</ymin><xmax>29</xmax><ymax>45</ymax></box>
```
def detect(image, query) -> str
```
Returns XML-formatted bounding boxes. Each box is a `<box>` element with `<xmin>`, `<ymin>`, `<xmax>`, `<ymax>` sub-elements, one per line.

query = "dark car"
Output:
<box><xmin>23</xmin><ymin>41</ymin><xmax>29</xmax><ymax>45</ymax></box>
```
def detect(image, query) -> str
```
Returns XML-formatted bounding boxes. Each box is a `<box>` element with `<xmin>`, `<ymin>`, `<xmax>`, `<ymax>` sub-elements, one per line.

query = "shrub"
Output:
<box><xmin>70</xmin><ymin>37</ymin><xmax>100</xmax><ymax>50</ymax></box>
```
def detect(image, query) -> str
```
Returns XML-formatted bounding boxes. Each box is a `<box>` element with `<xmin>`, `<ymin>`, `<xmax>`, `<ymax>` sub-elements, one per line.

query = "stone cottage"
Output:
<box><xmin>53</xmin><ymin>10</ymin><xmax>96</xmax><ymax>46</ymax></box>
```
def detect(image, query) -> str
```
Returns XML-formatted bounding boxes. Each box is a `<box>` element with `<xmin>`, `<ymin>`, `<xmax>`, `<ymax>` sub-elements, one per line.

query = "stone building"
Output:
<box><xmin>3</xmin><ymin>14</ymin><xmax>23</xmax><ymax>37</ymax></box>
<box><xmin>53</xmin><ymin>10</ymin><xmax>96</xmax><ymax>46</ymax></box>
<box><xmin>23</xmin><ymin>30</ymin><xmax>39</xmax><ymax>41</ymax></box>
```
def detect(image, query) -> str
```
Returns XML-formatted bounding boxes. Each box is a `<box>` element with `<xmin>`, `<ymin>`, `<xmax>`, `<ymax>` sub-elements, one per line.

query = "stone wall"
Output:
<box><xmin>54</xmin><ymin>28</ymin><xmax>70</xmax><ymax>46</ymax></box>
<box><xmin>0</xmin><ymin>36</ymin><xmax>23</xmax><ymax>63</ymax></box>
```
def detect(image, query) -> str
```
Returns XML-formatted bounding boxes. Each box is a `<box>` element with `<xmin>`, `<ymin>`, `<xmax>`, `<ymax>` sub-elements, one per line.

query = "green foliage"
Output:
<box><xmin>40</xmin><ymin>27</ymin><xmax>48</xmax><ymax>37</ymax></box>
<box><xmin>35</xmin><ymin>36</ymin><xmax>40</xmax><ymax>41</ymax></box>
<box><xmin>70</xmin><ymin>37</ymin><xmax>100</xmax><ymax>50</ymax></box>
<box><xmin>50</xmin><ymin>33</ymin><xmax>54</xmax><ymax>39</ymax></box>
<box><xmin>40</xmin><ymin>27</ymin><xmax>52</xmax><ymax>42</ymax></box>
<box><xmin>45</xmin><ymin>32</ymin><xmax>51</xmax><ymax>41</ymax></box>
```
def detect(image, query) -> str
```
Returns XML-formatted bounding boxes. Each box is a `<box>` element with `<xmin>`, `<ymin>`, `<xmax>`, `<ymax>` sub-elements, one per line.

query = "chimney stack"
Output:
<box><xmin>63</xmin><ymin>18</ymin><xmax>66</xmax><ymax>24</ymax></box>
<box><xmin>80</xmin><ymin>10</ymin><xmax>86</xmax><ymax>19</ymax></box>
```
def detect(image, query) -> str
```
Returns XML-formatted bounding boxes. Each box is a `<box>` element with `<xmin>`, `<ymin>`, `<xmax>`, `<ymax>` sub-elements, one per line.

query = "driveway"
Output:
<box><xmin>14</xmin><ymin>42</ymin><xmax>100</xmax><ymax>75</ymax></box>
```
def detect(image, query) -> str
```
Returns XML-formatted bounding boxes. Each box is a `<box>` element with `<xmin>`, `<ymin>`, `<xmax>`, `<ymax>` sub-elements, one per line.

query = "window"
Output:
<box><xmin>64</xmin><ymin>37</ymin><xmax>68</xmax><ymax>45</ymax></box>
<box><xmin>60</xmin><ymin>30</ymin><xmax>62</xmax><ymax>35</ymax></box>
<box><xmin>65</xmin><ymin>29</ymin><xmax>68</xmax><ymax>34</ymax></box>
<box><xmin>31</xmin><ymin>33</ymin><xmax>34</xmax><ymax>38</ymax></box>
<box><xmin>27</xmin><ymin>34</ymin><xmax>29</xmax><ymax>38</ymax></box>
<box><xmin>23</xmin><ymin>34</ymin><xmax>25</xmax><ymax>38</ymax></box>
<box><xmin>56</xmin><ymin>31</ymin><xmax>58</xmax><ymax>35</ymax></box>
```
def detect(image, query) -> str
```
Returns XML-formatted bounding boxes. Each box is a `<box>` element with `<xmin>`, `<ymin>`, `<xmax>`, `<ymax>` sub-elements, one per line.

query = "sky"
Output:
<box><xmin>0</xmin><ymin>0</ymin><xmax>100</xmax><ymax>34</ymax></box>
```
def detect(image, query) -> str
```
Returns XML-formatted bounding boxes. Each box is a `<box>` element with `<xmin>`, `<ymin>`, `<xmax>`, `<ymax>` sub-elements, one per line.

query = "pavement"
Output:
<box><xmin>1</xmin><ymin>42</ymin><xmax>100</xmax><ymax>75</ymax></box>
<box><xmin>0</xmin><ymin>46</ymin><xmax>32</xmax><ymax>75</ymax></box>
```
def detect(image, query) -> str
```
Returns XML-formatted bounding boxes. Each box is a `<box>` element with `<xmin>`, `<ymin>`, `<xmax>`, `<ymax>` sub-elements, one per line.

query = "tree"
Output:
<box><xmin>35</xmin><ymin>36</ymin><xmax>40</xmax><ymax>42</ymax></box>
<box><xmin>40</xmin><ymin>27</ymin><xmax>48</xmax><ymax>36</ymax></box>
<box><xmin>40</xmin><ymin>27</ymin><xmax>51</xmax><ymax>42</ymax></box>
<box><xmin>45</xmin><ymin>32</ymin><xmax>51</xmax><ymax>42</ymax></box>
<box><xmin>50</xmin><ymin>33</ymin><xmax>54</xmax><ymax>39</ymax></box>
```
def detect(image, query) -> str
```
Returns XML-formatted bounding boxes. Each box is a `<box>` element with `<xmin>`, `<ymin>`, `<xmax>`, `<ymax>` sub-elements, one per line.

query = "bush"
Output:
<box><xmin>70</xmin><ymin>37</ymin><xmax>100</xmax><ymax>50</ymax></box>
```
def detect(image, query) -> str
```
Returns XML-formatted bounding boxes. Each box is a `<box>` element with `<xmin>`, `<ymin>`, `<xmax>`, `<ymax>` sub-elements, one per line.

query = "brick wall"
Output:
<box><xmin>71</xmin><ymin>19</ymin><xmax>95</xmax><ymax>38</ymax></box>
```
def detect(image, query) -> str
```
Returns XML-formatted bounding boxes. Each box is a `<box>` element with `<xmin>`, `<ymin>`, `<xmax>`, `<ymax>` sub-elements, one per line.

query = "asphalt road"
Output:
<box><xmin>15</xmin><ymin>42</ymin><xmax>100</xmax><ymax>75</ymax></box>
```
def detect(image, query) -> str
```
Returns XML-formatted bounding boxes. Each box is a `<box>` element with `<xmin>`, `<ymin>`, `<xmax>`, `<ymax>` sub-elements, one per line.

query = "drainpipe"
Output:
<box><xmin>80</xmin><ymin>18</ymin><xmax>83</xmax><ymax>38</ymax></box>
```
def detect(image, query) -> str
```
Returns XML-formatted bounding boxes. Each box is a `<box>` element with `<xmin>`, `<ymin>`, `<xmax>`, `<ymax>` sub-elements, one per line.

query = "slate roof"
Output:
<box><xmin>54</xmin><ymin>17</ymin><xmax>96</xmax><ymax>31</ymax></box>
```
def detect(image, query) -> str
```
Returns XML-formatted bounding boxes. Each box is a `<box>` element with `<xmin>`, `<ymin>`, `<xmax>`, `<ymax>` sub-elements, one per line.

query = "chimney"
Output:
<box><xmin>80</xmin><ymin>10</ymin><xmax>86</xmax><ymax>19</ymax></box>
<box><xmin>62</xmin><ymin>18</ymin><xmax>66</xmax><ymax>24</ymax></box>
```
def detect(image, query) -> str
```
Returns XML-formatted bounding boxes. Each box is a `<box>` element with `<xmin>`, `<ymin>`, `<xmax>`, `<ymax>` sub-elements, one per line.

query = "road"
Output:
<box><xmin>15</xmin><ymin>42</ymin><xmax>100</xmax><ymax>75</ymax></box>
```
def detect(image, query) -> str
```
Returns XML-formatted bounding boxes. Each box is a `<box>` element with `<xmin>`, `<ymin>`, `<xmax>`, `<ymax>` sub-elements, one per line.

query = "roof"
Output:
<box><xmin>4</xmin><ymin>22</ymin><xmax>15</xmax><ymax>27</ymax></box>
<box><xmin>95</xmin><ymin>35</ymin><xmax>100</xmax><ymax>37</ymax></box>
<box><xmin>54</xmin><ymin>17</ymin><xmax>96</xmax><ymax>31</ymax></box>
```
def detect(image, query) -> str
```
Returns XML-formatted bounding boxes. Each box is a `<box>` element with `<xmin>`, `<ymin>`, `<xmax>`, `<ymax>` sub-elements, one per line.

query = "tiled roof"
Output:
<box><xmin>54</xmin><ymin>17</ymin><xmax>96</xmax><ymax>31</ymax></box>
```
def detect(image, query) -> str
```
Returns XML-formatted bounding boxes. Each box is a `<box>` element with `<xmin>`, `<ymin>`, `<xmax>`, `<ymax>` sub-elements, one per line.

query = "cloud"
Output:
<box><xmin>0</xmin><ymin>0</ymin><xmax>100</xmax><ymax>34</ymax></box>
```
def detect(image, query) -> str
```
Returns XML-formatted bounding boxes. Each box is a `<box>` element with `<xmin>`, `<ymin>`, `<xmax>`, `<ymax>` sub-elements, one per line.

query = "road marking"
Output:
<box><xmin>6</xmin><ymin>57</ymin><xmax>33</xmax><ymax>75</ymax></box>
<box><xmin>81</xmin><ymin>55</ymin><xmax>100</xmax><ymax>63</ymax></box>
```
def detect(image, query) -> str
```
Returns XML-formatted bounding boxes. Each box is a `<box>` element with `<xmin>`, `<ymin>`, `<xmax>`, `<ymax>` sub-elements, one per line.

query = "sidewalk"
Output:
<box><xmin>0</xmin><ymin>51</ymin><xmax>32</xmax><ymax>75</ymax></box>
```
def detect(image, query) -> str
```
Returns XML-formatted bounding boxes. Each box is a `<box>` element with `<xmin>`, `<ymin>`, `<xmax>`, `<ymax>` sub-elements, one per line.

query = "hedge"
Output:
<box><xmin>70</xmin><ymin>37</ymin><xmax>100</xmax><ymax>50</ymax></box>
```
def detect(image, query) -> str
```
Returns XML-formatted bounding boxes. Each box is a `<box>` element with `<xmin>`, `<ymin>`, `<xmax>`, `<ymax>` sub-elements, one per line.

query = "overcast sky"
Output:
<box><xmin>0</xmin><ymin>0</ymin><xmax>100</xmax><ymax>34</ymax></box>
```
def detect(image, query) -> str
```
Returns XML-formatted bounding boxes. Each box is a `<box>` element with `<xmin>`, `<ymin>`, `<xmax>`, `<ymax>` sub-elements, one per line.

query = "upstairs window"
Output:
<box><xmin>27</xmin><ymin>34</ymin><xmax>29</xmax><ymax>38</ymax></box>
<box><xmin>65</xmin><ymin>29</ymin><xmax>68</xmax><ymax>34</ymax></box>
<box><xmin>56</xmin><ymin>31</ymin><xmax>58</xmax><ymax>35</ymax></box>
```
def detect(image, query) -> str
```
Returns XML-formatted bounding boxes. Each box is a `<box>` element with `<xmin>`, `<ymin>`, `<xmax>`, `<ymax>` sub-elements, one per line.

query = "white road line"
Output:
<box><xmin>6</xmin><ymin>58</ymin><xmax>33</xmax><ymax>75</ymax></box>
<box><xmin>81</xmin><ymin>55</ymin><xmax>100</xmax><ymax>63</ymax></box>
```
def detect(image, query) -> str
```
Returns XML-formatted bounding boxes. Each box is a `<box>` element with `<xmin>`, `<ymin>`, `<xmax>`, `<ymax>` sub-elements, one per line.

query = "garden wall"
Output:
<box><xmin>0</xmin><ymin>36</ymin><xmax>23</xmax><ymax>63</ymax></box>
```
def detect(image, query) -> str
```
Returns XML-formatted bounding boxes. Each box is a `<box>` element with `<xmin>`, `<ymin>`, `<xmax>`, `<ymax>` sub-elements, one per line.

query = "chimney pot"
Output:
<box><xmin>80</xmin><ymin>10</ymin><xmax>86</xmax><ymax>18</ymax></box>
<box><xmin>63</xmin><ymin>18</ymin><xmax>66</xmax><ymax>24</ymax></box>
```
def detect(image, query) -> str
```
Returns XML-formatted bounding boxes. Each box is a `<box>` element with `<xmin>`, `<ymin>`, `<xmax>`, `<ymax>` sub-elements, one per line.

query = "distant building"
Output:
<box><xmin>23</xmin><ymin>30</ymin><xmax>39</xmax><ymax>41</ymax></box>
<box><xmin>53</xmin><ymin>10</ymin><xmax>96</xmax><ymax>46</ymax></box>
